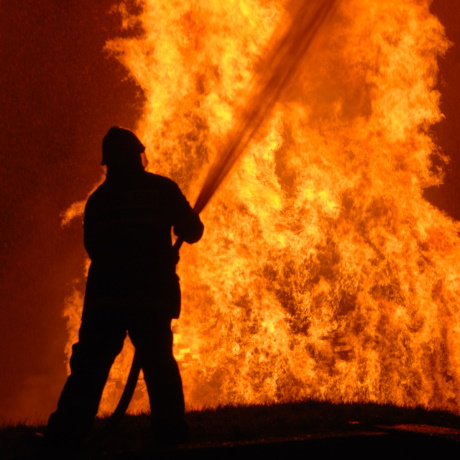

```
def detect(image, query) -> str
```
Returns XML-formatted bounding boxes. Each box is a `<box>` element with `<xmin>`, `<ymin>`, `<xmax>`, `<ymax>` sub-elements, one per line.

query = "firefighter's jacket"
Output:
<box><xmin>83</xmin><ymin>170</ymin><xmax>203</xmax><ymax>318</ymax></box>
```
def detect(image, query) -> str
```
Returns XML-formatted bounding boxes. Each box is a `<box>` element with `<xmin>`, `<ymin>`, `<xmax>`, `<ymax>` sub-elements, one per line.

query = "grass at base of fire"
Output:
<box><xmin>2</xmin><ymin>401</ymin><xmax>460</xmax><ymax>458</ymax></box>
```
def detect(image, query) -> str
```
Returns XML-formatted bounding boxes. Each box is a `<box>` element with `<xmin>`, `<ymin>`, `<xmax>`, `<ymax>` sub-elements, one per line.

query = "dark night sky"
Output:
<box><xmin>0</xmin><ymin>0</ymin><xmax>459</xmax><ymax>423</ymax></box>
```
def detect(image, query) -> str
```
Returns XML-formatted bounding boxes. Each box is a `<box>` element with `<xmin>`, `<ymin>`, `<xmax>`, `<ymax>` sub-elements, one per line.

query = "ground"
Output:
<box><xmin>2</xmin><ymin>401</ymin><xmax>460</xmax><ymax>459</ymax></box>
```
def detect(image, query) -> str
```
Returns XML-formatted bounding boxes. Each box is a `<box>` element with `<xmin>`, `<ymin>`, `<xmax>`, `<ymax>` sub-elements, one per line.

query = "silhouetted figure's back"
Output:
<box><xmin>45</xmin><ymin>127</ymin><xmax>203</xmax><ymax>446</ymax></box>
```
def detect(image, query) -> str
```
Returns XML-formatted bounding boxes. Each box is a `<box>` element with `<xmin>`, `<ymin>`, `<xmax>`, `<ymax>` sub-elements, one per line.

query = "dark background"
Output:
<box><xmin>0</xmin><ymin>0</ymin><xmax>459</xmax><ymax>423</ymax></box>
<box><xmin>0</xmin><ymin>0</ymin><xmax>144</xmax><ymax>422</ymax></box>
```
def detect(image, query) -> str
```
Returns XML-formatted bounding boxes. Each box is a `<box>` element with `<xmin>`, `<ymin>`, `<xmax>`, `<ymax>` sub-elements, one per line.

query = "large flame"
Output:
<box><xmin>64</xmin><ymin>0</ymin><xmax>460</xmax><ymax>415</ymax></box>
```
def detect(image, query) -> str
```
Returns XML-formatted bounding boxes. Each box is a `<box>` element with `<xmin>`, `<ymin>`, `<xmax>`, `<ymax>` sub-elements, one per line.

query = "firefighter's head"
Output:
<box><xmin>102</xmin><ymin>126</ymin><xmax>146</xmax><ymax>171</ymax></box>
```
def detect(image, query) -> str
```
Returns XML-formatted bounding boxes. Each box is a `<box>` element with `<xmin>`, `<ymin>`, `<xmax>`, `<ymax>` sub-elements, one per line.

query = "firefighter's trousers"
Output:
<box><xmin>47</xmin><ymin>295</ymin><xmax>185</xmax><ymax>442</ymax></box>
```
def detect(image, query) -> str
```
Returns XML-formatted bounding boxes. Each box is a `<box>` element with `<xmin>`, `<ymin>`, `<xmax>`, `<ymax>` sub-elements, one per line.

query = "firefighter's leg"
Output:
<box><xmin>47</xmin><ymin>300</ymin><xmax>126</xmax><ymax>443</ymax></box>
<box><xmin>129</xmin><ymin>309</ymin><xmax>186</xmax><ymax>442</ymax></box>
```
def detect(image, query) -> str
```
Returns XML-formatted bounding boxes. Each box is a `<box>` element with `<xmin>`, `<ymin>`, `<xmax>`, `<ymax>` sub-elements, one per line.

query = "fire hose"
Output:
<box><xmin>89</xmin><ymin>0</ymin><xmax>338</xmax><ymax>444</ymax></box>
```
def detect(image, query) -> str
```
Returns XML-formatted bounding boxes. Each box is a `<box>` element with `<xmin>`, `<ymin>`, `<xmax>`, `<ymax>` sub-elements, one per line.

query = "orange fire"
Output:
<box><xmin>64</xmin><ymin>0</ymin><xmax>460</xmax><ymax>416</ymax></box>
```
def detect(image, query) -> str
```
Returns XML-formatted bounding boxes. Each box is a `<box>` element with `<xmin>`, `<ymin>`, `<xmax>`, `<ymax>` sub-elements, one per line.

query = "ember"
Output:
<box><xmin>64</xmin><ymin>0</ymin><xmax>460</xmax><ymax>416</ymax></box>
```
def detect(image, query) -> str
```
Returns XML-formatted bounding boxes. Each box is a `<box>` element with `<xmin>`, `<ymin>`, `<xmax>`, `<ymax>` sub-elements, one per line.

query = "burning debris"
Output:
<box><xmin>64</xmin><ymin>0</ymin><xmax>460</xmax><ymax>416</ymax></box>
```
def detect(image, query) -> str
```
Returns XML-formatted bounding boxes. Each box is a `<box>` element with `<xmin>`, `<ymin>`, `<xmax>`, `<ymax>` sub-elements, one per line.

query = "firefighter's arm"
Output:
<box><xmin>170</xmin><ymin>182</ymin><xmax>204</xmax><ymax>244</ymax></box>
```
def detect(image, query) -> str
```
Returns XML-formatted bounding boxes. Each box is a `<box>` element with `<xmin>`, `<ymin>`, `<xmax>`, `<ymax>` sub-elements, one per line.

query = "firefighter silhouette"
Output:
<box><xmin>46</xmin><ymin>127</ymin><xmax>204</xmax><ymax>445</ymax></box>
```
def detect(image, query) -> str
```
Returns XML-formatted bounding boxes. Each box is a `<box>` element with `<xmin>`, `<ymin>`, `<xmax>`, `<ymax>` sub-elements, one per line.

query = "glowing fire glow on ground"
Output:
<box><xmin>64</xmin><ymin>0</ymin><xmax>460</xmax><ymax>415</ymax></box>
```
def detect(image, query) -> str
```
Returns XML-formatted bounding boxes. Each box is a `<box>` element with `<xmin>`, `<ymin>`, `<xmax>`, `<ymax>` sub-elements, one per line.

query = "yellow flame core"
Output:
<box><xmin>64</xmin><ymin>0</ymin><xmax>460</xmax><ymax>415</ymax></box>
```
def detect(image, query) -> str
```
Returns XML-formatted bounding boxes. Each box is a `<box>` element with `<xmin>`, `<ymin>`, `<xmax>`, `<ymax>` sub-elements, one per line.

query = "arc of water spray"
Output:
<box><xmin>92</xmin><ymin>0</ymin><xmax>340</xmax><ymax>443</ymax></box>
